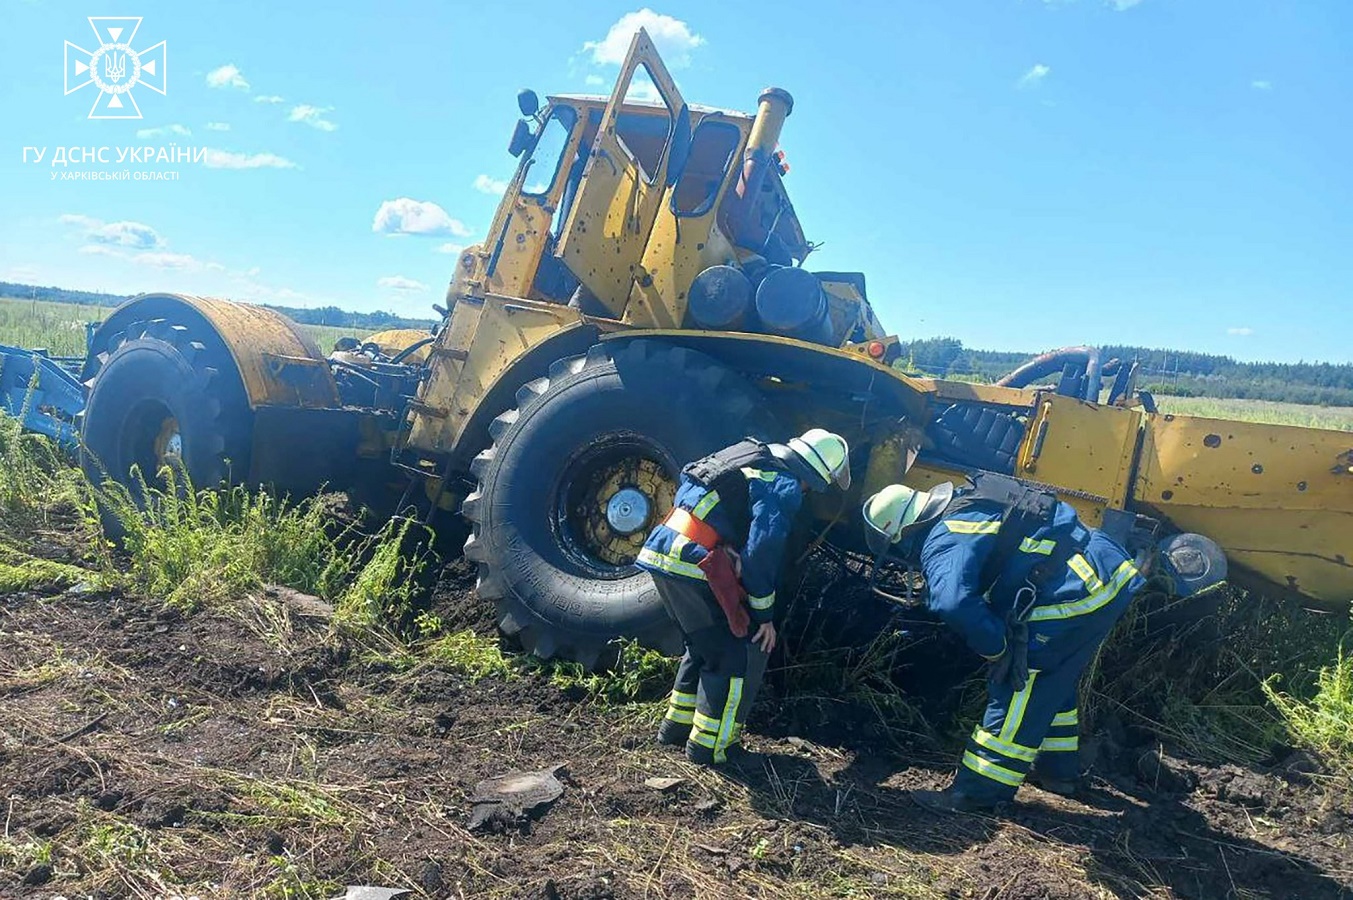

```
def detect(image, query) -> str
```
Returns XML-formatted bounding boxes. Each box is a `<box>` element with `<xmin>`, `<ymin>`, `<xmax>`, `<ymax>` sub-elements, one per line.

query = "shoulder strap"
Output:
<box><xmin>682</xmin><ymin>438</ymin><xmax>778</xmax><ymax>488</ymax></box>
<box><xmin>955</xmin><ymin>473</ymin><xmax>1060</xmax><ymax>589</ymax></box>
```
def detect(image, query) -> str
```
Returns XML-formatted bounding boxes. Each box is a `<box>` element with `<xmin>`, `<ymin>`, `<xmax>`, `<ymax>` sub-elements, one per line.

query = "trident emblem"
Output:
<box><xmin>64</xmin><ymin>17</ymin><xmax>167</xmax><ymax>119</ymax></box>
<box><xmin>104</xmin><ymin>51</ymin><xmax>126</xmax><ymax>83</ymax></box>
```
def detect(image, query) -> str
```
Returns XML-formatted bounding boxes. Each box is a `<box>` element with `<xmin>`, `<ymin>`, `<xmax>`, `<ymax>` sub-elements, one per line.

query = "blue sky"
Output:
<box><xmin>1</xmin><ymin>1</ymin><xmax>1349</xmax><ymax>363</ymax></box>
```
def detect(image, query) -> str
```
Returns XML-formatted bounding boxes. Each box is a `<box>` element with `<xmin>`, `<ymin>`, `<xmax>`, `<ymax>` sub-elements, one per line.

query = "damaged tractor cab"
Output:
<box><xmin>76</xmin><ymin>29</ymin><xmax>1353</xmax><ymax>669</ymax></box>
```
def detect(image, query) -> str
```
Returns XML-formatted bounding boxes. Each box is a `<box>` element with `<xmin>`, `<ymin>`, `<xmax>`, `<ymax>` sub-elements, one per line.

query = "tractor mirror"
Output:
<box><xmin>508</xmin><ymin>119</ymin><xmax>533</xmax><ymax>158</ymax></box>
<box><xmin>517</xmin><ymin>89</ymin><xmax>540</xmax><ymax>117</ymax></box>
<box><xmin>665</xmin><ymin>104</ymin><xmax>693</xmax><ymax>187</ymax></box>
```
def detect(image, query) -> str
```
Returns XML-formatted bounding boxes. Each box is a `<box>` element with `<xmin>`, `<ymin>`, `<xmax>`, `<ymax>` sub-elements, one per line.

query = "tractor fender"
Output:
<box><xmin>83</xmin><ymin>293</ymin><xmax>339</xmax><ymax>410</ymax></box>
<box><xmin>599</xmin><ymin>329</ymin><xmax>934</xmax><ymax>422</ymax></box>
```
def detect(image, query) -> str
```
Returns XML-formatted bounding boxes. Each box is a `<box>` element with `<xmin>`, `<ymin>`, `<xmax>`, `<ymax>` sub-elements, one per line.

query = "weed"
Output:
<box><xmin>1265</xmin><ymin>638</ymin><xmax>1353</xmax><ymax>768</ymax></box>
<box><xmin>421</xmin><ymin>629</ymin><xmax>518</xmax><ymax>681</ymax></box>
<box><xmin>333</xmin><ymin>516</ymin><xmax>434</xmax><ymax>631</ymax></box>
<box><xmin>543</xmin><ymin>639</ymin><xmax>677</xmax><ymax>704</ymax></box>
<box><xmin>0</xmin><ymin>552</ymin><xmax>97</xmax><ymax>592</ymax></box>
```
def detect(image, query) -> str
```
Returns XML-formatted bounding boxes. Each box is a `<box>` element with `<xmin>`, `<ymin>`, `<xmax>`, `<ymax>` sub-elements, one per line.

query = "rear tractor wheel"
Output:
<box><xmin>80</xmin><ymin>316</ymin><xmax>253</xmax><ymax>498</ymax></box>
<box><xmin>461</xmin><ymin>339</ymin><xmax>780</xmax><ymax>668</ymax></box>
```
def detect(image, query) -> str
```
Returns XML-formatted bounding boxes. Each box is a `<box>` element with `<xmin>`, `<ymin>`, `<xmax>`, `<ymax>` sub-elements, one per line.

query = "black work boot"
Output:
<box><xmin>656</xmin><ymin>719</ymin><xmax>689</xmax><ymax>747</ymax></box>
<box><xmin>685</xmin><ymin>741</ymin><xmax>751</xmax><ymax>768</ymax></box>
<box><xmin>909</xmin><ymin>787</ymin><xmax>998</xmax><ymax>814</ymax></box>
<box><xmin>1026</xmin><ymin>770</ymin><xmax>1080</xmax><ymax>797</ymax></box>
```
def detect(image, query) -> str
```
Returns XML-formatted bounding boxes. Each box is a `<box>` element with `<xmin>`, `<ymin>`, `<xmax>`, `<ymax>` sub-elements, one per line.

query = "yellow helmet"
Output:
<box><xmin>862</xmin><ymin>482</ymin><xmax>954</xmax><ymax>556</ymax></box>
<box><xmin>787</xmin><ymin>428</ymin><xmax>851</xmax><ymax>491</ymax></box>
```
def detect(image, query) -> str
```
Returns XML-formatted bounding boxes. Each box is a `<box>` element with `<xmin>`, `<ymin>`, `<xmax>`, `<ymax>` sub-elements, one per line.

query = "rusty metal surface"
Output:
<box><xmin>86</xmin><ymin>293</ymin><xmax>338</xmax><ymax>410</ymax></box>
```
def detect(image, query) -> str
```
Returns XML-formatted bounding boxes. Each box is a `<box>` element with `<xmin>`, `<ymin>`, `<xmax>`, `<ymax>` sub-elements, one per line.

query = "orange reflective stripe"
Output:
<box><xmin>665</xmin><ymin>508</ymin><xmax>720</xmax><ymax>550</ymax></box>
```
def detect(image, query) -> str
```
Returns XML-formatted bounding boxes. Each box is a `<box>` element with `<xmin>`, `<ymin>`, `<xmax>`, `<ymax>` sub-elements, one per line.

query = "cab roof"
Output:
<box><xmin>548</xmin><ymin>94</ymin><xmax>755</xmax><ymax>122</ymax></box>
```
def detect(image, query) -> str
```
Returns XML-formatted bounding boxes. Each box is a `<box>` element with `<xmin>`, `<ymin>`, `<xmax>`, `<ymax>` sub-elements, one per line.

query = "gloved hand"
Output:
<box><xmin>988</xmin><ymin>619</ymin><xmax>1029</xmax><ymax>691</ymax></box>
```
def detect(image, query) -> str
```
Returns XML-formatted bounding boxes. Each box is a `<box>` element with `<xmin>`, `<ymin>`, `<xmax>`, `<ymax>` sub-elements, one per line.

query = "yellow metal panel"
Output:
<box><xmin>913</xmin><ymin>378</ymin><xmax>1040</xmax><ymax>409</ymax></box>
<box><xmin>1016</xmin><ymin>394</ymin><xmax>1142</xmax><ymax>527</ymax></box>
<box><xmin>364</xmin><ymin>328</ymin><xmax>433</xmax><ymax>363</ymax></box>
<box><xmin>625</xmin><ymin>210</ymin><xmax>739</xmax><ymax>328</ymax></box>
<box><xmin>1135</xmin><ymin>413</ymin><xmax>1353</xmax><ymax>604</ymax></box>
<box><xmin>406</xmin><ymin>295</ymin><xmax>580</xmax><ymax>455</ymax></box>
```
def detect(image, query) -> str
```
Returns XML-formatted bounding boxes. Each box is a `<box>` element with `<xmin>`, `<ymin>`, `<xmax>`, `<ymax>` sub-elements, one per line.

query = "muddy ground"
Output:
<box><xmin>2</xmin><ymin>560</ymin><xmax>1351</xmax><ymax>899</ymax></box>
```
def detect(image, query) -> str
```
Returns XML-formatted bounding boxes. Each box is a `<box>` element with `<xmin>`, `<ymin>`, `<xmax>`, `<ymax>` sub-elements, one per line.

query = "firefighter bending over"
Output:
<box><xmin>637</xmin><ymin>429</ymin><xmax>852</xmax><ymax>766</ymax></box>
<box><xmin>861</xmin><ymin>475</ymin><xmax>1227</xmax><ymax>812</ymax></box>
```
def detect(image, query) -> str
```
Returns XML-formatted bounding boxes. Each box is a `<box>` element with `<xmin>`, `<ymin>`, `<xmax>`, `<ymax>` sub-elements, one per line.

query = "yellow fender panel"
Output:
<box><xmin>86</xmin><ymin>293</ymin><xmax>339</xmax><ymax>410</ymax></box>
<box><xmin>364</xmin><ymin>328</ymin><xmax>434</xmax><ymax>363</ymax></box>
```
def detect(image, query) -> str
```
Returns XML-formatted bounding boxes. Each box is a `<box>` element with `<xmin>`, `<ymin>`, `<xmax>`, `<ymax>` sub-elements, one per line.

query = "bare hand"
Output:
<box><xmin>752</xmin><ymin>622</ymin><xmax>777</xmax><ymax>655</ymax></box>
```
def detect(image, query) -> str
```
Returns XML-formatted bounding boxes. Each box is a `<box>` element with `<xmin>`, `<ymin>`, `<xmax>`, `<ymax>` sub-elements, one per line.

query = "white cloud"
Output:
<box><xmin>372</xmin><ymin>198</ymin><xmax>471</xmax><ymax>237</ymax></box>
<box><xmin>206</xmin><ymin>262</ymin><xmax>227</xmax><ymax>272</ymax></box>
<box><xmin>1251</xmin><ymin>80</ymin><xmax>1273</xmax><ymax>91</ymax></box>
<box><xmin>205</xmin><ymin>122</ymin><xmax>231</xmax><ymax>131</ymax></box>
<box><xmin>254</xmin><ymin>95</ymin><xmax>285</xmax><ymax>104</ymax></box>
<box><xmin>1018</xmin><ymin>64</ymin><xmax>1051</xmax><ymax>89</ymax></box>
<box><xmin>206</xmin><ymin>64</ymin><xmax>249</xmax><ymax>90</ymax></box>
<box><xmin>1109</xmin><ymin>0</ymin><xmax>1143</xmax><ymax>9</ymax></box>
<box><xmin>1227</xmin><ymin>326</ymin><xmax>1254</xmax><ymax>336</ymax></box>
<box><xmin>288</xmin><ymin>104</ymin><xmax>338</xmax><ymax>132</ymax></box>
<box><xmin>583</xmin><ymin>9</ymin><xmax>705</xmax><ymax>69</ymax></box>
<box><xmin>584</xmin><ymin>74</ymin><xmax>606</xmax><ymax>87</ymax></box>
<box><xmin>378</xmin><ymin>275</ymin><xmax>428</xmax><ymax>292</ymax></box>
<box><xmin>201</xmin><ymin>148</ymin><xmax>299</xmax><ymax>170</ymax></box>
<box><xmin>136</xmin><ymin>124</ymin><xmax>191</xmax><ymax>139</ymax></box>
<box><xmin>435</xmin><ymin>243</ymin><xmax>465</xmax><ymax>255</ymax></box>
<box><xmin>473</xmin><ymin>174</ymin><xmax>508</xmax><ymax>196</ymax></box>
<box><xmin>132</xmin><ymin>251</ymin><xmax>201</xmax><ymax>271</ymax></box>
<box><xmin>60</xmin><ymin>214</ymin><xmax>163</xmax><ymax>249</ymax></box>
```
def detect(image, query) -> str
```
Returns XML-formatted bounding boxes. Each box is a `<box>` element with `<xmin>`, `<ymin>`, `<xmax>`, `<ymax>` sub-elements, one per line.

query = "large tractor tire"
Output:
<box><xmin>81</xmin><ymin>316</ymin><xmax>253</xmax><ymax>495</ymax></box>
<box><xmin>462</xmin><ymin>339</ymin><xmax>780</xmax><ymax>667</ymax></box>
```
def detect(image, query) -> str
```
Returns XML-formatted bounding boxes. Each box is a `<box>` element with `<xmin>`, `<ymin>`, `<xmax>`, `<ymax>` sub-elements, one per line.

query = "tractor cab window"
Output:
<box><xmin>522</xmin><ymin>105</ymin><xmax>578</xmax><ymax>197</ymax></box>
<box><xmin>614</xmin><ymin>65</ymin><xmax>674</xmax><ymax>184</ymax></box>
<box><xmin>672</xmin><ymin>118</ymin><xmax>741</xmax><ymax>217</ymax></box>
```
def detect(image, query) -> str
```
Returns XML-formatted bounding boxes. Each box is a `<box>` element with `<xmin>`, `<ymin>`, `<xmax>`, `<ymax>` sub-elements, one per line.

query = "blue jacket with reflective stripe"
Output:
<box><xmin>638</xmin><ymin>467</ymin><xmax>803</xmax><ymax>624</ymax></box>
<box><xmin>917</xmin><ymin>499</ymin><xmax>1144</xmax><ymax>661</ymax></box>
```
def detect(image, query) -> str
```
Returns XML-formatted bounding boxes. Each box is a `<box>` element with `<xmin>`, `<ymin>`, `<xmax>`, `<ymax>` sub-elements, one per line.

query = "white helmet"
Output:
<box><xmin>861</xmin><ymin>482</ymin><xmax>955</xmax><ymax>557</ymax></box>
<box><xmin>787</xmin><ymin>428</ymin><xmax>851</xmax><ymax>491</ymax></box>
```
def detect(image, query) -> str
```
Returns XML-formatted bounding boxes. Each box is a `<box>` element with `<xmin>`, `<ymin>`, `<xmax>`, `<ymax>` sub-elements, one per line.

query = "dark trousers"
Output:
<box><xmin>954</xmin><ymin>590</ymin><xmax>1134</xmax><ymax>803</ymax></box>
<box><xmin>650</xmin><ymin>573</ymin><xmax>768</xmax><ymax>763</ymax></box>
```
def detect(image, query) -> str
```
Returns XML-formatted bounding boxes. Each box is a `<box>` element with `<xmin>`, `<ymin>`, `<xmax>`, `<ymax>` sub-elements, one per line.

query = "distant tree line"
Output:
<box><xmin>899</xmin><ymin>336</ymin><xmax>1353</xmax><ymax>407</ymax></box>
<box><xmin>0</xmin><ymin>282</ymin><xmax>436</xmax><ymax>332</ymax></box>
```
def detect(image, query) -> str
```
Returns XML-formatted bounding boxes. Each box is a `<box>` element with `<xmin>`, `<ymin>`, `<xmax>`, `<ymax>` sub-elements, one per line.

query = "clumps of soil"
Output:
<box><xmin>1</xmin><ymin>573</ymin><xmax>1351</xmax><ymax>898</ymax></box>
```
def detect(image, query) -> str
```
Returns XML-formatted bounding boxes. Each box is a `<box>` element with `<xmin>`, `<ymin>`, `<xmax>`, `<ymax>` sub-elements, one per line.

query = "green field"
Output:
<box><xmin>1155</xmin><ymin>395</ymin><xmax>1353</xmax><ymax>431</ymax></box>
<box><xmin>0</xmin><ymin>295</ymin><xmax>371</xmax><ymax>358</ymax></box>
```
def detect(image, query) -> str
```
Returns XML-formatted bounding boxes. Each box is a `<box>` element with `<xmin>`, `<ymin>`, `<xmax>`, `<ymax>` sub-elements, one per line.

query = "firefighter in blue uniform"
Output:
<box><xmin>861</xmin><ymin>477</ymin><xmax>1227</xmax><ymax>811</ymax></box>
<box><xmin>638</xmin><ymin>429</ymin><xmax>852</xmax><ymax>766</ymax></box>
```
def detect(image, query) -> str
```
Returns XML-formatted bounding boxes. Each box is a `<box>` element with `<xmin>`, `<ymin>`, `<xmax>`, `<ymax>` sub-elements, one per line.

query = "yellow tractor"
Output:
<box><xmin>79</xmin><ymin>31</ymin><xmax>1353</xmax><ymax>666</ymax></box>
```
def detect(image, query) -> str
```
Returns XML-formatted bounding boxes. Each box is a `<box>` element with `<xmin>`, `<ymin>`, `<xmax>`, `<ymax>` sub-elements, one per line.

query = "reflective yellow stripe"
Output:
<box><xmin>664</xmin><ymin>708</ymin><xmax>694</xmax><ymax>725</ymax></box>
<box><xmin>1051</xmin><ymin>709</ymin><xmax>1079</xmax><ymax>727</ymax></box>
<box><xmin>1020</xmin><ymin>537</ymin><xmax>1056</xmax><ymax>555</ymax></box>
<box><xmin>1028</xmin><ymin>560</ymin><xmax>1137</xmax><ymax>622</ymax></box>
<box><xmin>1039</xmin><ymin>736</ymin><xmax>1079</xmax><ymax>752</ymax></box>
<box><xmin>999</xmin><ymin>670</ymin><xmax>1039</xmax><ymax>742</ymax></box>
<box><xmin>636</xmin><ymin>547</ymin><xmax>707</xmax><ymax>580</ymax></box>
<box><xmin>690</xmin><ymin>729</ymin><xmax>716</xmax><ymax>748</ymax></box>
<box><xmin>972</xmin><ymin>727</ymin><xmax>1038</xmax><ymax>763</ymax></box>
<box><xmin>714</xmin><ymin>677</ymin><xmax>743</xmax><ymax>763</ymax></box>
<box><xmin>961</xmin><ymin>751</ymin><xmax>1025</xmax><ymax>787</ymax></box>
<box><xmin>691</xmin><ymin>491</ymin><xmax>720</xmax><ymax>520</ymax></box>
<box><xmin>943</xmin><ymin>519</ymin><xmax>1002</xmax><ymax>535</ymax></box>
<box><xmin>748</xmin><ymin>592</ymin><xmax>775</xmax><ymax>611</ymax></box>
<box><xmin>741</xmin><ymin>467</ymin><xmax>778</xmax><ymax>482</ymax></box>
<box><xmin>1068</xmin><ymin>554</ymin><xmax>1102</xmax><ymax>591</ymax></box>
<box><xmin>692</xmin><ymin>711</ymin><xmax>721</xmax><ymax>734</ymax></box>
<box><xmin>670</xmin><ymin>690</ymin><xmax>697</xmax><ymax>708</ymax></box>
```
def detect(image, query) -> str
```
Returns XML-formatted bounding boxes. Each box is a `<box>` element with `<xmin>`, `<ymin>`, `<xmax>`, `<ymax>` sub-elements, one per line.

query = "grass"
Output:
<box><xmin>1155</xmin><ymin>395</ymin><xmax>1353</xmax><ymax>431</ymax></box>
<box><xmin>1265</xmin><ymin>640</ymin><xmax>1353</xmax><ymax>769</ymax></box>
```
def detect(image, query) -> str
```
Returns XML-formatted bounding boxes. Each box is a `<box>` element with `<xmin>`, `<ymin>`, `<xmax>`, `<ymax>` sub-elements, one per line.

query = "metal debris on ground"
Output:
<box><xmin>467</xmin><ymin>764</ymin><xmax>566</xmax><ymax>831</ymax></box>
<box><xmin>643</xmin><ymin>776</ymin><xmax>685</xmax><ymax>792</ymax></box>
